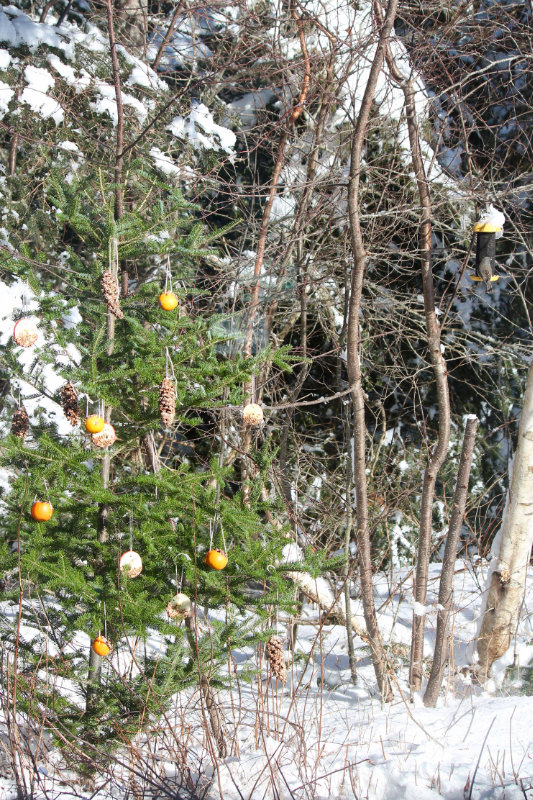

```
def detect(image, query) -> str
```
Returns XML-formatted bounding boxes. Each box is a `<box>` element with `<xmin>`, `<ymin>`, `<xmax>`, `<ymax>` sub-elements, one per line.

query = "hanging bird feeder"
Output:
<box><xmin>119</xmin><ymin>550</ymin><xmax>143</xmax><ymax>578</ymax></box>
<box><xmin>471</xmin><ymin>205</ymin><xmax>505</xmax><ymax>292</ymax></box>
<box><xmin>166</xmin><ymin>592</ymin><xmax>192</xmax><ymax>619</ymax></box>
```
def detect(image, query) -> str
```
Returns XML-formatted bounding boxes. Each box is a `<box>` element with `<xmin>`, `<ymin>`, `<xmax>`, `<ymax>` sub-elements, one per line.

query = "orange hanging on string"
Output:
<box><xmin>92</xmin><ymin>636</ymin><xmax>112</xmax><ymax>657</ymax></box>
<box><xmin>159</xmin><ymin>292</ymin><xmax>179</xmax><ymax>311</ymax></box>
<box><xmin>85</xmin><ymin>415</ymin><xmax>105</xmax><ymax>434</ymax></box>
<box><xmin>203</xmin><ymin>549</ymin><xmax>228</xmax><ymax>570</ymax></box>
<box><xmin>31</xmin><ymin>501</ymin><xmax>53</xmax><ymax>521</ymax></box>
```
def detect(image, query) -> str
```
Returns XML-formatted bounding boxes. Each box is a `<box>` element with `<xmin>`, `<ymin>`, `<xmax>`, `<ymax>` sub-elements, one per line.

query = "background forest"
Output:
<box><xmin>0</xmin><ymin>0</ymin><xmax>532</xmax><ymax>797</ymax></box>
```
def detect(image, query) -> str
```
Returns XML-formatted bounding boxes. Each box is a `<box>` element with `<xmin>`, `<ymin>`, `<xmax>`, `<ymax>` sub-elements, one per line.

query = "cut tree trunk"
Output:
<box><xmin>477</xmin><ymin>362</ymin><xmax>533</xmax><ymax>681</ymax></box>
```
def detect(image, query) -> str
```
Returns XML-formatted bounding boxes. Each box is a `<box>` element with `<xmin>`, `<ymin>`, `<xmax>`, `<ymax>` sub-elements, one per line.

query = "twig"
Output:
<box><xmin>467</xmin><ymin>716</ymin><xmax>495</xmax><ymax>800</ymax></box>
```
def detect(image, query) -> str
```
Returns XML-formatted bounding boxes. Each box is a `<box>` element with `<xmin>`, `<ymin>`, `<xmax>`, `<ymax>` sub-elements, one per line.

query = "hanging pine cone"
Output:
<box><xmin>60</xmin><ymin>382</ymin><xmax>80</xmax><ymax>427</ymax></box>
<box><xmin>265</xmin><ymin>635</ymin><xmax>287</xmax><ymax>682</ymax></box>
<box><xmin>101</xmin><ymin>270</ymin><xmax>124</xmax><ymax>320</ymax></box>
<box><xmin>11</xmin><ymin>406</ymin><xmax>29</xmax><ymax>439</ymax></box>
<box><xmin>158</xmin><ymin>377</ymin><xmax>176</xmax><ymax>427</ymax></box>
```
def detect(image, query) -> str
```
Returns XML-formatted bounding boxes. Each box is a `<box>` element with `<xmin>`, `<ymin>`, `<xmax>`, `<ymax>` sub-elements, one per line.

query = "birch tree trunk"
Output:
<box><xmin>477</xmin><ymin>362</ymin><xmax>533</xmax><ymax>681</ymax></box>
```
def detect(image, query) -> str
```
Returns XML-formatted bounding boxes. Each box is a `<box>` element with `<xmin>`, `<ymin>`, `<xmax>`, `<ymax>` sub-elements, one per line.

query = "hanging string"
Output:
<box><xmin>175</xmin><ymin>565</ymin><xmax>184</xmax><ymax>592</ymax></box>
<box><xmin>109</xmin><ymin>236</ymin><xmax>120</xmax><ymax>281</ymax></box>
<box><xmin>165</xmin><ymin>347</ymin><xmax>177</xmax><ymax>384</ymax></box>
<box><xmin>164</xmin><ymin>255</ymin><xmax>173</xmax><ymax>294</ymax></box>
<box><xmin>220</xmin><ymin>521</ymin><xmax>227</xmax><ymax>554</ymax></box>
<box><xmin>103</xmin><ymin>602</ymin><xmax>108</xmax><ymax>640</ymax></box>
<box><xmin>43</xmin><ymin>478</ymin><xmax>51</xmax><ymax>504</ymax></box>
<box><xmin>85</xmin><ymin>396</ymin><xmax>89</xmax><ymax>417</ymax></box>
<box><xmin>129</xmin><ymin>511</ymin><xmax>133</xmax><ymax>552</ymax></box>
<box><xmin>251</xmin><ymin>374</ymin><xmax>256</xmax><ymax>405</ymax></box>
<box><xmin>209</xmin><ymin>520</ymin><xmax>213</xmax><ymax>550</ymax></box>
<box><xmin>150</xmin><ymin>431</ymin><xmax>158</xmax><ymax>499</ymax></box>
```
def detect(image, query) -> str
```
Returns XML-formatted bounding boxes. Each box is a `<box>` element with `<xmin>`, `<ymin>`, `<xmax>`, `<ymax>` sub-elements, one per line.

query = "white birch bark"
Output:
<box><xmin>477</xmin><ymin>360</ymin><xmax>533</xmax><ymax>679</ymax></box>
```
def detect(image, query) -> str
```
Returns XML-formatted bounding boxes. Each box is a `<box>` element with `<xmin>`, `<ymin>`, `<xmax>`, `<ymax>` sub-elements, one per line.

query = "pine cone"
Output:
<box><xmin>60</xmin><ymin>382</ymin><xmax>80</xmax><ymax>427</ymax></box>
<box><xmin>265</xmin><ymin>635</ymin><xmax>287</xmax><ymax>682</ymax></box>
<box><xmin>101</xmin><ymin>270</ymin><xmax>124</xmax><ymax>320</ymax></box>
<box><xmin>158</xmin><ymin>377</ymin><xmax>176</xmax><ymax>427</ymax></box>
<box><xmin>11</xmin><ymin>406</ymin><xmax>29</xmax><ymax>439</ymax></box>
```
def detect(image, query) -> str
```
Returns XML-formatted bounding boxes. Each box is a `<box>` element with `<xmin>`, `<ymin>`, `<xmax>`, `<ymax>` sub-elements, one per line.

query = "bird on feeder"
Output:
<box><xmin>471</xmin><ymin>205</ymin><xmax>505</xmax><ymax>292</ymax></box>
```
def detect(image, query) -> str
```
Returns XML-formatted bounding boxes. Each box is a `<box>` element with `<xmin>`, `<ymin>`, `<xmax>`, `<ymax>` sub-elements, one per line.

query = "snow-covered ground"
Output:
<box><xmin>0</xmin><ymin>560</ymin><xmax>532</xmax><ymax>799</ymax></box>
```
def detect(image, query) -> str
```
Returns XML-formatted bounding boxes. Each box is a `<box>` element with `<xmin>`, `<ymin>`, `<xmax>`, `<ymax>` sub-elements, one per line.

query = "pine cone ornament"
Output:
<box><xmin>158</xmin><ymin>377</ymin><xmax>176</xmax><ymax>427</ymax></box>
<box><xmin>60</xmin><ymin>382</ymin><xmax>80</xmax><ymax>427</ymax></box>
<box><xmin>265</xmin><ymin>635</ymin><xmax>287</xmax><ymax>682</ymax></box>
<box><xmin>101</xmin><ymin>271</ymin><xmax>124</xmax><ymax>320</ymax></box>
<box><xmin>11</xmin><ymin>406</ymin><xmax>29</xmax><ymax>439</ymax></box>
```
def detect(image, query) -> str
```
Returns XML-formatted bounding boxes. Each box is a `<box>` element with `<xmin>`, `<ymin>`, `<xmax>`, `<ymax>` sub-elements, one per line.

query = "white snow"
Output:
<box><xmin>2</xmin><ymin>559</ymin><xmax>529</xmax><ymax>799</ymax></box>
<box><xmin>476</xmin><ymin>204</ymin><xmax>506</xmax><ymax>238</ymax></box>
<box><xmin>0</xmin><ymin>48</ymin><xmax>11</xmax><ymax>70</ymax></box>
<box><xmin>20</xmin><ymin>64</ymin><xmax>64</xmax><ymax>124</ymax></box>
<box><xmin>167</xmin><ymin>103</ymin><xmax>236</xmax><ymax>156</ymax></box>
<box><xmin>125</xmin><ymin>63</ymin><xmax>168</xmax><ymax>93</ymax></box>
<box><xmin>0</xmin><ymin>79</ymin><xmax>13</xmax><ymax>116</ymax></box>
<box><xmin>149</xmin><ymin>146</ymin><xmax>180</xmax><ymax>177</ymax></box>
<box><xmin>90</xmin><ymin>82</ymin><xmax>149</xmax><ymax>125</ymax></box>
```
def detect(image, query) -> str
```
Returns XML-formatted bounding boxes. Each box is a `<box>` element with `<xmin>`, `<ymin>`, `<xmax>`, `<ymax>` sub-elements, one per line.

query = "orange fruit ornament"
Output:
<box><xmin>92</xmin><ymin>636</ymin><xmax>112</xmax><ymax>657</ymax></box>
<box><xmin>85</xmin><ymin>414</ymin><xmax>105</xmax><ymax>434</ymax></box>
<box><xmin>31</xmin><ymin>501</ymin><xmax>53</xmax><ymax>521</ymax></box>
<box><xmin>159</xmin><ymin>292</ymin><xmax>179</xmax><ymax>311</ymax></box>
<box><xmin>203</xmin><ymin>549</ymin><xmax>228</xmax><ymax>570</ymax></box>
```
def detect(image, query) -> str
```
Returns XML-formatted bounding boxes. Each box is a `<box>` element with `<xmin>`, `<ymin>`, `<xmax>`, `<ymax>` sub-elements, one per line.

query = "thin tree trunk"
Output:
<box><xmin>343</xmin><ymin>402</ymin><xmax>358</xmax><ymax>684</ymax></box>
<box><xmin>402</xmin><ymin>79</ymin><xmax>451</xmax><ymax>693</ymax></box>
<box><xmin>151</xmin><ymin>1</ymin><xmax>185</xmax><ymax>73</ymax></box>
<box><xmin>184</xmin><ymin>616</ymin><xmax>228</xmax><ymax>758</ymax></box>
<box><xmin>106</xmin><ymin>0</ymin><xmax>127</xmax><ymax>295</ymax></box>
<box><xmin>477</xmin><ymin>363</ymin><xmax>533</xmax><ymax>680</ymax></box>
<box><xmin>241</xmin><ymin>3</ymin><xmax>310</xmax><ymax>503</ymax></box>
<box><xmin>87</xmin><ymin>1</ymin><xmax>123</xmax><ymax>714</ymax></box>
<box><xmin>380</xmin><ymin>19</ymin><xmax>452</xmax><ymax>694</ymax></box>
<box><xmin>346</xmin><ymin>0</ymin><xmax>399</xmax><ymax>702</ymax></box>
<box><xmin>423</xmin><ymin>415</ymin><xmax>478</xmax><ymax>707</ymax></box>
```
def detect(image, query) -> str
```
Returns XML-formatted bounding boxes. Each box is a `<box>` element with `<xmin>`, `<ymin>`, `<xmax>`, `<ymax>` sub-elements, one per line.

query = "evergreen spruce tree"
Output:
<box><xmin>0</xmin><ymin>160</ymin><xmax>304</xmax><ymax>749</ymax></box>
<box><xmin>0</xmin><ymin>7</ymin><xmax>314</xmax><ymax>755</ymax></box>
